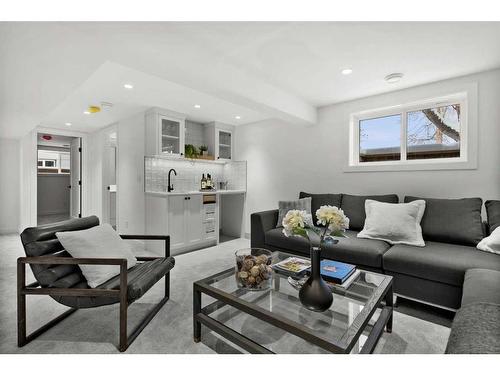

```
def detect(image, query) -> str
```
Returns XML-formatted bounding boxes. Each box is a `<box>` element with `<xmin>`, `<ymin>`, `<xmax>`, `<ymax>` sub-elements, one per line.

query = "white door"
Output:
<box><xmin>168</xmin><ymin>195</ymin><xmax>187</xmax><ymax>252</ymax></box>
<box><xmin>186</xmin><ymin>195</ymin><xmax>203</xmax><ymax>245</ymax></box>
<box><xmin>70</xmin><ymin>138</ymin><xmax>81</xmax><ymax>218</ymax></box>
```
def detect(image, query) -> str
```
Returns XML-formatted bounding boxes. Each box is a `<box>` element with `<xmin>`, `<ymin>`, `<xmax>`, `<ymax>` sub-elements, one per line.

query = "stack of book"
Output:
<box><xmin>319</xmin><ymin>260</ymin><xmax>360</xmax><ymax>290</ymax></box>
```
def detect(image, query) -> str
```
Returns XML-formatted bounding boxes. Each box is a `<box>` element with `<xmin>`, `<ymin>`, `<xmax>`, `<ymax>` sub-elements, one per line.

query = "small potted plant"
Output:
<box><xmin>199</xmin><ymin>145</ymin><xmax>208</xmax><ymax>156</ymax></box>
<box><xmin>184</xmin><ymin>144</ymin><xmax>199</xmax><ymax>159</ymax></box>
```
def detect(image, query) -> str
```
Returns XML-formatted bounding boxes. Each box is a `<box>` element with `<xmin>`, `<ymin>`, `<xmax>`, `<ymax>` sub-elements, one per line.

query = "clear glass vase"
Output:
<box><xmin>235</xmin><ymin>248</ymin><xmax>274</xmax><ymax>291</ymax></box>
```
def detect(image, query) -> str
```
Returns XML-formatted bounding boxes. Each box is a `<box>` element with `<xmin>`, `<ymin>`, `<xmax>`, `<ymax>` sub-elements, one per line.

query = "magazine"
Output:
<box><xmin>272</xmin><ymin>257</ymin><xmax>311</xmax><ymax>276</ymax></box>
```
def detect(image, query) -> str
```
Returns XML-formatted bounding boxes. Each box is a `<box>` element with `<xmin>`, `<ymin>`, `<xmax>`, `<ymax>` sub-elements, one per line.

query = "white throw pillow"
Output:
<box><xmin>477</xmin><ymin>227</ymin><xmax>500</xmax><ymax>255</ymax></box>
<box><xmin>357</xmin><ymin>199</ymin><xmax>426</xmax><ymax>247</ymax></box>
<box><xmin>56</xmin><ymin>223</ymin><xmax>137</xmax><ymax>288</ymax></box>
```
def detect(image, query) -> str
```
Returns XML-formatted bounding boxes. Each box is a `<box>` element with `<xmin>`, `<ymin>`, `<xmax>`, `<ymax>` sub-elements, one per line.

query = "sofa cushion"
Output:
<box><xmin>265</xmin><ymin>229</ymin><xmax>390</xmax><ymax>269</ymax></box>
<box><xmin>383</xmin><ymin>241</ymin><xmax>500</xmax><ymax>286</ymax></box>
<box><xmin>299</xmin><ymin>192</ymin><xmax>342</xmax><ymax>226</ymax></box>
<box><xmin>461</xmin><ymin>268</ymin><xmax>500</xmax><ymax>306</ymax></box>
<box><xmin>358</xmin><ymin>199</ymin><xmax>426</xmax><ymax>246</ymax></box>
<box><xmin>486</xmin><ymin>200</ymin><xmax>500</xmax><ymax>232</ymax></box>
<box><xmin>340</xmin><ymin>194</ymin><xmax>399</xmax><ymax>231</ymax></box>
<box><xmin>404</xmin><ymin>196</ymin><xmax>484</xmax><ymax>246</ymax></box>
<box><xmin>477</xmin><ymin>227</ymin><xmax>500</xmax><ymax>255</ymax></box>
<box><xmin>277</xmin><ymin>197</ymin><xmax>312</xmax><ymax>227</ymax></box>
<box><xmin>445</xmin><ymin>302</ymin><xmax>500</xmax><ymax>354</ymax></box>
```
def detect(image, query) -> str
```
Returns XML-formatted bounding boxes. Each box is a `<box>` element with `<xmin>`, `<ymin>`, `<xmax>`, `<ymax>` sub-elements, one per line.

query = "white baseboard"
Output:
<box><xmin>0</xmin><ymin>227</ymin><xmax>19</xmax><ymax>235</ymax></box>
<box><xmin>37</xmin><ymin>211</ymin><xmax>69</xmax><ymax>216</ymax></box>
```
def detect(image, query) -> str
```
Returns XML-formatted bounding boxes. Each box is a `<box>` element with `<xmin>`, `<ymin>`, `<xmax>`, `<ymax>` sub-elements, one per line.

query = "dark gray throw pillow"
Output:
<box><xmin>485</xmin><ymin>200</ymin><xmax>500</xmax><ymax>232</ymax></box>
<box><xmin>404</xmin><ymin>196</ymin><xmax>483</xmax><ymax>246</ymax></box>
<box><xmin>299</xmin><ymin>192</ymin><xmax>342</xmax><ymax>226</ymax></box>
<box><xmin>341</xmin><ymin>194</ymin><xmax>399</xmax><ymax>231</ymax></box>
<box><xmin>276</xmin><ymin>197</ymin><xmax>312</xmax><ymax>227</ymax></box>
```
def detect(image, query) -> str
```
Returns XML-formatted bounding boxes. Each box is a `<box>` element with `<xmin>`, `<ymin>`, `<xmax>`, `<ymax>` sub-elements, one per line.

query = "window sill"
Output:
<box><xmin>343</xmin><ymin>159</ymin><xmax>477</xmax><ymax>173</ymax></box>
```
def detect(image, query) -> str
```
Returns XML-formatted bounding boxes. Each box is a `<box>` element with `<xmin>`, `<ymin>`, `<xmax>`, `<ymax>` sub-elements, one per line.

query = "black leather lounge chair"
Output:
<box><xmin>18</xmin><ymin>215</ymin><xmax>174</xmax><ymax>352</ymax></box>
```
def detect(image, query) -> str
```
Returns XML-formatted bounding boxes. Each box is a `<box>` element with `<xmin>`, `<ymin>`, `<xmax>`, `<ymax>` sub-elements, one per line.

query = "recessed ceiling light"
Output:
<box><xmin>123</xmin><ymin>83</ymin><xmax>134</xmax><ymax>89</ymax></box>
<box><xmin>194</xmin><ymin>104</ymin><xmax>201</xmax><ymax>109</ymax></box>
<box><xmin>235</xmin><ymin>116</ymin><xmax>241</xmax><ymax>120</ymax></box>
<box><xmin>385</xmin><ymin>73</ymin><xmax>404</xmax><ymax>83</ymax></box>
<box><xmin>65</xmin><ymin>122</ymin><xmax>72</xmax><ymax>126</ymax></box>
<box><xmin>83</xmin><ymin>111</ymin><xmax>90</xmax><ymax>115</ymax></box>
<box><xmin>341</xmin><ymin>68</ymin><xmax>353</xmax><ymax>75</ymax></box>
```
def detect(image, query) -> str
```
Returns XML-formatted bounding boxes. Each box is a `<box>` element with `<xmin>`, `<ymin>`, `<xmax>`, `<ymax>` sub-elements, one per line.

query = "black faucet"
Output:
<box><xmin>167</xmin><ymin>168</ymin><xmax>177</xmax><ymax>192</ymax></box>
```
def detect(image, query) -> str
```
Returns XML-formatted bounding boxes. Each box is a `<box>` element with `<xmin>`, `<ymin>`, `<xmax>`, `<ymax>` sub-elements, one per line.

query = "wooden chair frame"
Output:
<box><xmin>17</xmin><ymin>235</ymin><xmax>170</xmax><ymax>352</ymax></box>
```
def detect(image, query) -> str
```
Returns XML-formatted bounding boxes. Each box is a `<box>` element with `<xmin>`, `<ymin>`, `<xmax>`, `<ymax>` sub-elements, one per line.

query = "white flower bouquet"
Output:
<box><xmin>282</xmin><ymin>205</ymin><xmax>349</xmax><ymax>247</ymax></box>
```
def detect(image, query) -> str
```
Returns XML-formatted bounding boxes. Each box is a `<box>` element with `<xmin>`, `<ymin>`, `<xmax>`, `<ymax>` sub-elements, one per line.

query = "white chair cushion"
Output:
<box><xmin>56</xmin><ymin>223</ymin><xmax>137</xmax><ymax>287</ymax></box>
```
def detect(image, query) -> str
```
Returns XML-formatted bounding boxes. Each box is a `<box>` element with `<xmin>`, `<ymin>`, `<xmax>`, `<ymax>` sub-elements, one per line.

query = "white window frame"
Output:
<box><xmin>347</xmin><ymin>92</ymin><xmax>473</xmax><ymax>172</ymax></box>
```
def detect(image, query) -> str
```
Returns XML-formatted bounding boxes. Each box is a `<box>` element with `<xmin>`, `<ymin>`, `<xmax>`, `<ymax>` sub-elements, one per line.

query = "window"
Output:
<box><xmin>359</xmin><ymin>114</ymin><xmax>401</xmax><ymax>162</ymax></box>
<box><xmin>350</xmin><ymin>93</ymin><xmax>467</xmax><ymax>168</ymax></box>
<box><xmin>38</xmin><ymin>159</ymin><xmax>57</xmax><ymax>168</ymax></box>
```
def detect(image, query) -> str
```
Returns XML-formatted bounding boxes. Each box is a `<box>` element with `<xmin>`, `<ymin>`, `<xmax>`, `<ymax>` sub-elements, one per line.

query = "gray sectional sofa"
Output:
<box><xmin>251</xmin><ymin>193</ymin><xmax>500</xmax><ymax>353</ymax></box>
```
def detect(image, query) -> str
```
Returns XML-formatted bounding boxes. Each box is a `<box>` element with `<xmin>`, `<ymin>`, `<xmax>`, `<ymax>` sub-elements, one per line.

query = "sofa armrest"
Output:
<box><xmin>251</xmin><ymin>209</ymin><xmax>279</xmax><ymax>248</ymax></box>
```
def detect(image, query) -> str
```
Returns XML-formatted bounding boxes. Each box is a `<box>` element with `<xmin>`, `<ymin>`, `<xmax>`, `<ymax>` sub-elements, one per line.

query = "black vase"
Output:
<box><xmin>299</xmin><ymin>246</ymin><xmax>333</xmax><ymax>312</ymax></box>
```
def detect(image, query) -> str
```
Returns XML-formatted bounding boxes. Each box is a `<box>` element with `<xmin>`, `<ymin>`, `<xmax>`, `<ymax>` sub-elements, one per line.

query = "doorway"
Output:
<box><xmin>102</xmin><ymin>127</ymin><xmax>117</xmax><ymax>229</ymax></box>
<box><xmin>37</xmin><ymin>133</ymin><xmax>81</xmax><ymax>225</ymax></box>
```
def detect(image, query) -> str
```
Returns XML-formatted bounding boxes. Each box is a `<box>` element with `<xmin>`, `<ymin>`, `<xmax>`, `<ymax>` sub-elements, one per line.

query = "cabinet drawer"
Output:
<box><xmin>204</xmin><ymin>212</ymin><xmax>216</xmax><ymax>222</ymax></box>
<box><xmin>204</xmin><ymin>203</ymin><xmax>216</xmax><ymax>214</ymax></box>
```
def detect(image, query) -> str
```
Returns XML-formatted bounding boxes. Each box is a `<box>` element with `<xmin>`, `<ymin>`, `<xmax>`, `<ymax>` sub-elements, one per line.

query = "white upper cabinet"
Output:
<box><xmin>204</xmin><ymin>122</ymin><xmax>235</xmax><ymax>161</ymax></box>
<box><xmin>145</xmin><ymin>108</ymin><xmax>186</xmax><ymax>157</ymax></box>
<box><xmin>216</xmin><ymin>129</ymin><xmax>233</xmax><ymax>160</ymax></box>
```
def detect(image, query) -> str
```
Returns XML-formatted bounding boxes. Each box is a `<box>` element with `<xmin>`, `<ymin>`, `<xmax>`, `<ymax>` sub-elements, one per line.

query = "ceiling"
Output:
<box><xmin>1</xmin><ymin>22</ymin><xmax>500</xmax><ymax>138</ymax></box>
<box><xmin>37</xmin><ymin>133</ymin><xmax>75</xmax><ymax>148</ymax></box>
<box><xmin>40</xmin><ymin>61</ymin><xmax>269</xmax><ymax>133</ymax></box>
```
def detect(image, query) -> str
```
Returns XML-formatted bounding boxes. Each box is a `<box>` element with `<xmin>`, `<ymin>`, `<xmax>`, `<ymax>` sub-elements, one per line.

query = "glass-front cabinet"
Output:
<box><xmin>161</xmin><ymin>116</ymin><xmax>182</xmax><ymax>154</ymax></box>
<box><xmin>216</xmin><ymin>129</ymin><xmax>232</xmax><ymax>160</ymax></box>
<box><xmin>145</xmin><ymin>108</ymin><xmax>185</xmax><ymax>157</ymax></box>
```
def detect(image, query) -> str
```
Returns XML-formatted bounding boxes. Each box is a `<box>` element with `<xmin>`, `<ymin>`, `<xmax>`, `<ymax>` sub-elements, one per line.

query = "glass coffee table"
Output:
<box><xmin>193</xmin><ymin>251</ymin><xmax>393</xmax><ymax>354</ymax></box>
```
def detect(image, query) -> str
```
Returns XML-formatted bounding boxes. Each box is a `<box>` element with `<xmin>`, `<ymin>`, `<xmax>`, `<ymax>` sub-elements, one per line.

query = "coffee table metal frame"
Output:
<box><xmin>193</xmin><ymin>259</ymin><xmax>393</xmax><ymax>354</ymax></box>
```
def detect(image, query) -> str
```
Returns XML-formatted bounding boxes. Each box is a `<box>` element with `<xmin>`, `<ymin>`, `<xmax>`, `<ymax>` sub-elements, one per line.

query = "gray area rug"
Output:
<box><xmin>0</xmin><ymin>235</ymin><xmax>451</xmax><ymax>354</ymax></box>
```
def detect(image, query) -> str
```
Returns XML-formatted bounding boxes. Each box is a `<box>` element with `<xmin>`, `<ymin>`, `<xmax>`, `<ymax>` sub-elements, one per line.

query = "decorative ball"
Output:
<box><xmin>250</xmin><ymin>265</ymin><xmax>260</xmax><ymax>277</ymax></box>
<box><xmin>242</xmin><ymin>259</ymin><xmax>254</xmax><ymax>271</ymax></box>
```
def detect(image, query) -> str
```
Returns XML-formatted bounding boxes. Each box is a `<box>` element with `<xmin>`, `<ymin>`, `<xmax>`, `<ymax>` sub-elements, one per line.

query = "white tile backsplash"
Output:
<box><xmin>145</xmin><ymin>157</ymin><xmax>246</xmax><ymax>193</ymax></box>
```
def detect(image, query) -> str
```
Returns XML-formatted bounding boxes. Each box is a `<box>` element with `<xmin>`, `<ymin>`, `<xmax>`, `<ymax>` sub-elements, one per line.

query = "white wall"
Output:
<box><xmin>236</xmin><ymin>69</ymin><xmax>500</xmax><ymax>234</ymax></box>
<box><xmin>117</xmin><ymin>112</ymin><xmax>145</xmax><ymax>235</ymax></box>
<box><xmin>0</xmin><ymin>138</ymin><xmax>20</xmax><ymax>233</ymax></box>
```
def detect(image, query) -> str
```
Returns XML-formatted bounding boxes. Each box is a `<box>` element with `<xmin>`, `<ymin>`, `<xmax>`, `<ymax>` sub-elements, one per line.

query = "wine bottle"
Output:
<box><xmin>201</xmin><ymin>174</ymin><xmax>206</xmax><ymax>190</ymax></box>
